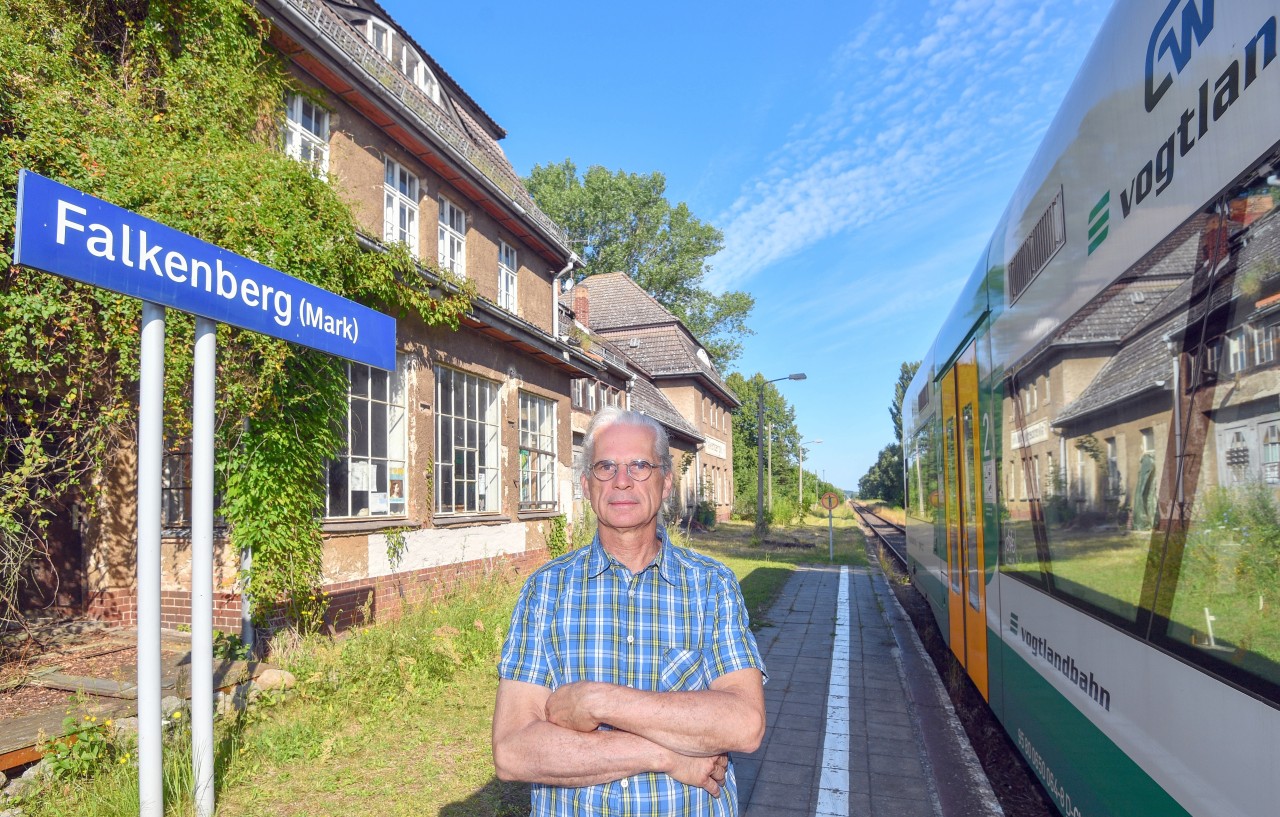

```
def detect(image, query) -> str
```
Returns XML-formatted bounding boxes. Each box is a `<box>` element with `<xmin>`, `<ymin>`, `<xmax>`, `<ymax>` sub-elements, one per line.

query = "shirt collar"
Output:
<box><xmin>586</xmin><ymin>527</ymin><xmax>679</xmax><ymax>585</ymax></box>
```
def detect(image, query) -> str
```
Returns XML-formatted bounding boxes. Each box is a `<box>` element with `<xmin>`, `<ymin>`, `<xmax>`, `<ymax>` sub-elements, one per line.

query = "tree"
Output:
<box><xmin>891</xmin><ymin>361</ymin><xmax>921</xmax><ymax>445</ymax></box>
<box><xmin>525</xmin><ymin>160</ymin><xmax>754</xmax><ymax>366</ymax></box>
<box><xmin>725</xmin><ymin>372</ymin><xmax>802</xmax><ymax>522</ymax></box>
<box><xmin>858</xmin><ymin>360</ymin><xmax>919</xmax><ymax>507</ymax></box>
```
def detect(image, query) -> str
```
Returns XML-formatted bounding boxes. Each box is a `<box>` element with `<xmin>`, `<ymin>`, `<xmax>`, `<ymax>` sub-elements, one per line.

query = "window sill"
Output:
<box><xmin>322</xmin><ymin>517</ymin><xmax>416</xmax><ymax>535</ymax></box>
<box><xmin>432</xmin><ymin>512</ymin><xmax>510</xmax><ymax>527</ymax></box>
<box><xmin>517</xmin><ymin>509</ymin><xmax>562</xmax><ymax>521</ymax></box>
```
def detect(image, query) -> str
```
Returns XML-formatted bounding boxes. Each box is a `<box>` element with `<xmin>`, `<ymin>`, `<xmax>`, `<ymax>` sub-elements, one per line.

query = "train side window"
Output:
<box><xmin>1162</xmin><ymin>162</ymin><xmax>1280</xmax><ymax>696</ymax></box>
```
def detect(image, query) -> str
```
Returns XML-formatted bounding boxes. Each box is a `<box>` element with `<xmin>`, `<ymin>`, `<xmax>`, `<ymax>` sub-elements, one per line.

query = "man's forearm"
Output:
<box><xmin>493</xmin><ymin>718</ymin><xmax>670</xmax><ymax>786</ymax></box>
<box><xmin>546</xmin><ymin>675</ymin><xmax>765</xmax><ymax>757</ymax></box>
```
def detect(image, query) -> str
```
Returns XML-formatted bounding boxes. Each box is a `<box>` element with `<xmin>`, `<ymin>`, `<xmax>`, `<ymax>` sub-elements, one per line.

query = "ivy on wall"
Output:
<box><xmin>0</xmin><ymin>0</ymin><xmax>473</xmax><ymax>627</ymax></box>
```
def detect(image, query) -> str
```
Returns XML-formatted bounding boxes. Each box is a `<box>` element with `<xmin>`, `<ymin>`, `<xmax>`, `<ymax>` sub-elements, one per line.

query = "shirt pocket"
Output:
<box><xmin>660</xmin><ymin>647</ymin><xmax>709</xmax><ymax>692</ymax></box>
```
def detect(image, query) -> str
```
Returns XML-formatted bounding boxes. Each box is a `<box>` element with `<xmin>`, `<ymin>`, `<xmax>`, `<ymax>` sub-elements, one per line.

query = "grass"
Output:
<box><xmin>17</xmin><ymin>517</ymin><xmax>863</xmax><ymax>816</ymax></box>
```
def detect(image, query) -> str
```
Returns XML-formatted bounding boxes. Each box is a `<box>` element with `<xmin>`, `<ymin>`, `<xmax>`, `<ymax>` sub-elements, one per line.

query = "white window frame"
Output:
<box><xmin>435</xmin><ymin>366</ymin><xmax>500</xmax><ymax>514</ymax></box>
<box><xmin>1263</xmin><ymin>423</ymin><xmax>1280</xmax><ymax>484</ymax></box>
<box><xmin>366</xmin><ymin>18</ymin><xmax>393</xmax><ymax>61</ymax></box>
<box><xmin>438</xmin><ymin>195</ymin><xmax>467</xmax><ymax>277</ymax></box>
<box><xmin>1227</xmin><ymin>328</ymin><xmax>1247</xmax><ymax>373</ymax></box>
<box><xmin>498</xmin><ymin>241</ymin><xmax>518</xmax><ymax>312</ymax></box>
<box><xmin>384</xmin><ymin>158</ymin><xmax>419</xmax><ymax>257</ymax></box>
<box><xmin>519</xmin><ymin>392</ymin><xmax>557</xmax><ymax>511</ymax></box>
<box><xmin>284</xmin><ymin>94</ymin><xmax>329</xmax><ymax>176</ymax></box>
<box><xmin>326</xmin><ymin>357</ymin><xmax>407</xmax><ymax>519</ymax></box>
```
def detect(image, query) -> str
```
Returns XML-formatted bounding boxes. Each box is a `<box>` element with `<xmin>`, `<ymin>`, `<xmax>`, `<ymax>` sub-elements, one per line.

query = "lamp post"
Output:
<box><xmin>757</xmin><ymin>373</ymin><xmax>806</xmax><ymax>535</ymax></box>
<box><xmin>798</xmin><ymin>438</ymin><xmax>823</xmax><ymax>518</ymax></box>
<box><xmin>767</xmin><ymin>422</ymin><xmax>773</xmax><ymax>512</ymax></box>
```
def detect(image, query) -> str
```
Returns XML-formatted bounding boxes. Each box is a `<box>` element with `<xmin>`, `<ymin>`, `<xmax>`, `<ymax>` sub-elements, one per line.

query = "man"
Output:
<box><xmin>493</xmin><ymin>407</ymin><xmax>766</xmax><ymax>815</ymax></box>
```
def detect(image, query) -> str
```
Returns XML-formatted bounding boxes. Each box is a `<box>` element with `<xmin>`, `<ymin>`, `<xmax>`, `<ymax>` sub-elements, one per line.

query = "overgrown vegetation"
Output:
<box><xmin>17</xmin><ymin>520</ymin><xmax>864</xmax><ymax>815</ymax></box>
<box><xmin>0</xmin><ymin>0</ymin><xmax>472</xmax><ymax>627</ymax></box>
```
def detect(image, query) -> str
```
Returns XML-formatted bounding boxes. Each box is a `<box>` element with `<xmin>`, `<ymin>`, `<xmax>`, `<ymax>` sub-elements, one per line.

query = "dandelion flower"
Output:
<box><xmin>172</xmin><ymin>711</ymin><xmax>183</xmax><ymax>720</ymax></box>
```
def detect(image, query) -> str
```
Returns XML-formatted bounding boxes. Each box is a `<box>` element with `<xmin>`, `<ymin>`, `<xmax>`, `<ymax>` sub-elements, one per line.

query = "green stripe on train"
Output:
<box><xmin>996</xmin><ymin>638</ymin><xmax>1189</xmax><ymax>817</ymax></box>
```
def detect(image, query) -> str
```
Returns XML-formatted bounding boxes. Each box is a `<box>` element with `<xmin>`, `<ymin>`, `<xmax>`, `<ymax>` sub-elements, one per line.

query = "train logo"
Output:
<box><xmin>1145</xmin><ymin>0</ymin><xmax>1215</xmax><ymax>112</ymax></box>
<box><xmin>1087</xmin><ymin>191</ymin><xmax>1110</xmax><ymax>255</ymax></box>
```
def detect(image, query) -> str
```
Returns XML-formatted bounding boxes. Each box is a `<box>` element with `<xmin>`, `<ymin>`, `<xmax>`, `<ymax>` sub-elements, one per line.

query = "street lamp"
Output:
<box><xmin>757</xmin><ymin>373</ymin><xmax>806</xmax><ymax>535</ymax></box>
<box><xmin>798</xmin><ymin>438</ymin><xmax>823</xmax><ymax>517</ymax></box>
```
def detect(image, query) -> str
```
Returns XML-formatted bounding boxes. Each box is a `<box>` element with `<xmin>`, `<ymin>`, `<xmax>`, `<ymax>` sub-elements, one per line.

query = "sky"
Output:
<box><xmin>379</xmin><ymin>0</ymin><xmax>1115</xmax><ymax>492</ymax></box>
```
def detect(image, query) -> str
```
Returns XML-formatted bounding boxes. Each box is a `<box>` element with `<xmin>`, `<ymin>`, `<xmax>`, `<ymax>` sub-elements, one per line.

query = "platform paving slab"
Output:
<box><xmin>735</xmin><ymin>563</ymin><xmax>1002</xmax><ymax>817</ymax></box>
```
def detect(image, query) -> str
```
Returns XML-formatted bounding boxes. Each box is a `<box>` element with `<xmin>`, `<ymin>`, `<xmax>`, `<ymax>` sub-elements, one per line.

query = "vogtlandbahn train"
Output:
<box><xmin>901</xmin><ymin>2</ymin><xmax>1279</xmax><ymax>816</ymax></box>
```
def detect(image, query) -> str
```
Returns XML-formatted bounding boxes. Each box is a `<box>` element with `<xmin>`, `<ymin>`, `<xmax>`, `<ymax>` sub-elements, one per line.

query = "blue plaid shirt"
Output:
<box><xmin>497</xmin><ymin>529</ymin><xmax>766</xmax><ymax>816</ymax></box>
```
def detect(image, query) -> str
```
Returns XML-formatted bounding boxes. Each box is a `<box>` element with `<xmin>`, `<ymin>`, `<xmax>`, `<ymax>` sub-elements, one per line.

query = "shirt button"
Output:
<box><xmin>620</xmin><ymin>779</ymin><xmax>629</xmax><ymax>789</ymax></box>
<box><xmin>626</xmin><ymin>635</ymin><xmax>634</xmax><ymax>644</ymax></box>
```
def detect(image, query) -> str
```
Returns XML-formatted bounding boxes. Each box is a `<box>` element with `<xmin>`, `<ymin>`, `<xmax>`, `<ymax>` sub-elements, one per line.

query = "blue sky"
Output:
<box><xmin>380</xmin><ymin>0</ymin><xmax>1114</xmax><ymax>491</ymax></box>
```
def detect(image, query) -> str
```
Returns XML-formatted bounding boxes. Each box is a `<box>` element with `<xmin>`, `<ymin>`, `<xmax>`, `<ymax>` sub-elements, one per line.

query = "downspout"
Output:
<box><xmin>552</xmin><ymin>254</ymin><xmax>581</xmax><ymax>342</ymax></box>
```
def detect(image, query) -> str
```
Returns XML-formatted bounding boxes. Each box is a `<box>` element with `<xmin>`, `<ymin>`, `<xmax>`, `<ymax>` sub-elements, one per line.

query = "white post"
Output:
<box><xmin>137</xmin><ymin>302</ymin><xmax>165</xmax><ymax>817</ymax></box>
<box><xmin>191</xmin><ymin>318</ymin><xmax>216</xmax><ymax>817</ymax></box>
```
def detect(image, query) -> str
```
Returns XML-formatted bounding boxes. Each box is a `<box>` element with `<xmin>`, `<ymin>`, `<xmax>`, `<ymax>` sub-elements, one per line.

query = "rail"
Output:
<box><xmin>851</xmin><ymin>502</ymin><xmax>908</xmax><ymax>566</ymax></box>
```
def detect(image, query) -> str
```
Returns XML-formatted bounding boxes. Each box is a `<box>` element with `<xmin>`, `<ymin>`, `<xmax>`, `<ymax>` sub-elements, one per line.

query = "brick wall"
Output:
<box><xmin>85</xmin><ymin>548</ymin><xmax>549</xmax><ymax>636</ymax></box>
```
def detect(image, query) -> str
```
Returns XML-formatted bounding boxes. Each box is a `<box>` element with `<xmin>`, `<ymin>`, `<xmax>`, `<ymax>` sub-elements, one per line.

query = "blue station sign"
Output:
<box><xmin>13</xmin><ymin>170</ymin><xmax>395</xmax><ymax>371</ymax></box>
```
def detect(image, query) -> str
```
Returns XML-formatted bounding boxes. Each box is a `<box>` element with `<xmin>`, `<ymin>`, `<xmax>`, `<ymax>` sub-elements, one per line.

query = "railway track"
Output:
<box><xmin>850</xmin><ymin>502</ymin><xmax>908</xmax><ymax>566</ymax></box>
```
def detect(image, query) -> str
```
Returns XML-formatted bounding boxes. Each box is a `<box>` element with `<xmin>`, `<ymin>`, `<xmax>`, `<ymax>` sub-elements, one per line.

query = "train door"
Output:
<box><xmin>942</xmin><ymin>342</ymin><xmax>990</xmax><ymax>699</ymax></box>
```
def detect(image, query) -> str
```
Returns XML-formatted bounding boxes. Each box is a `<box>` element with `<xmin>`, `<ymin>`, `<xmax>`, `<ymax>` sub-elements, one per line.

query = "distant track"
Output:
<box><xmin>850</xmin><ymin>503</ymin><xmax>907</xmax><ymax>566</ymax></box>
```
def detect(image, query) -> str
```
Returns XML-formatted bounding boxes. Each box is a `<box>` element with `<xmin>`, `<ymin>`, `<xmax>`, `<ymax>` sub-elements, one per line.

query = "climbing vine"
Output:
<box><xmin>0</xmin><ymin>0</ymin><xmax>473</xmax><ymax>627</ymax></box>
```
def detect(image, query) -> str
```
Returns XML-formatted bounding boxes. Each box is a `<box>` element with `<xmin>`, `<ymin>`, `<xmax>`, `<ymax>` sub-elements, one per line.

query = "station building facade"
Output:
<box><xmin>56</xmin><ymin>0</ymin><xmax>741</xmax><ymax>632</ymax></box>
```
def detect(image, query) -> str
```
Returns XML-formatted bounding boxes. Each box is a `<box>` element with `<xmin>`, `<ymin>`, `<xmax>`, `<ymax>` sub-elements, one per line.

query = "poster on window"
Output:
<box><xmin>389</xmin><ymin>467</ymin><xmax>405</xmax><ymax>513</ymax></box>
<box><xmin>350</xmin><ymin>460</ymin><xmax>371</xmax><ymax>492</ymax></box>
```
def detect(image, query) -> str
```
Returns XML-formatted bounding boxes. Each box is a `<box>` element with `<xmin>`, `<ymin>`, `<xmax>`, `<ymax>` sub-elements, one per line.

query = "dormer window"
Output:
<box><xmin>400</xmin><ymin>45</ymin><xmax>441</xmax><ymax>105</ymax></box>
<box><xmin>366</xmin><ymin>18</ymin><xmax>392</xmax><ymax>61</ymax></box>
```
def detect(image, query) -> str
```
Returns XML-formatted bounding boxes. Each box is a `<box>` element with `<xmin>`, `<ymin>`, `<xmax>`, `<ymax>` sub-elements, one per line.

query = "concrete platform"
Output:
<box><xmin>735</xmin><ymin>564</ymin><xmax>1003</xmax><ymax>817</ymax></box>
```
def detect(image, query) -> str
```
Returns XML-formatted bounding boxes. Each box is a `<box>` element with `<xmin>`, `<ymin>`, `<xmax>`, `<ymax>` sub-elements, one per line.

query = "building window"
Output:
<box><xmin>366</xmin><ymin>18</ymin><xmax>393</xmax><ymax>60</ymax></box>
<box><xmin>384</xmin><ymin>158</ymin><xmax>419</xmax><ymax>257</ymax></box>
<box><xmin>438</xmin><ymin>195</ymin><xmax>466</xmax><ymax>276</ymax></box>
<box><xmin>1263</xmin><ymin>424</ymin><xmax>1280</xmax><ymax>484</ymax></box>
<box><xmin>498</xmin><ymin>241</ymin><xmax>518</xmax><ymax>312</ymax></box>
<box><xmin>399</xmin><ymin>44</ymin><xmax>440</xmax><ymax>104</ymax></box>
<box><xmin>1254</xmin><ymin>319</ymin><xmax>1280</xmax><ymax>366</ymax></box>
<box><xmin>1227</xmin><ymin>328</ymin><xmax>1247</xmax><ymax>373</ymax></box>
<box><xmin>519</xmin><ymin>393</ymin><xmax>557</xmax><ymax>511</ymax></box>
<box><xmin>326</xmin><ymin>358</ymin><xmax>407</xmax><ymax>519</ymax></box>
<box><xmin>1105</xmin><ymin>437</ymin><xmax>1121</xmax><ymax>497</ymax></box>
<box><xmin>435</xmin><ymin>366</ymin><xmax>499</xmax><ymax>514</ymax></box>
<box><xmin>161</xmin><ymin>446</ymin><xmax>191</xmax><ymax>528</ymax></box>
<box><xmin>284</xmin><ymin>94</ymin><xmax>329</xmax><ymax>176</ymax></box>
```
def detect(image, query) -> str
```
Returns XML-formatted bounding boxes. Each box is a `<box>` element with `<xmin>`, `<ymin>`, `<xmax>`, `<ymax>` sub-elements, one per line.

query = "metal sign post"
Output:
<box><xmin>13</xmin><ymin>170</ymin><xmax>396</xmax><ymax>817</ymax></box>
<box><xmin>819</xmin><ymin>492</ymin><xmax>840</xmax><ymax>562</ymax></box>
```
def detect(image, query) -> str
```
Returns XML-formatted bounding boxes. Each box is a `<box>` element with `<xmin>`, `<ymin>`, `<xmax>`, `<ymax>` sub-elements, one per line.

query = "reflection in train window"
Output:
<box><xmin>1164</xmin><ymin>158</ymin><xmax>1280</xmax><ymax>690</ymax></box>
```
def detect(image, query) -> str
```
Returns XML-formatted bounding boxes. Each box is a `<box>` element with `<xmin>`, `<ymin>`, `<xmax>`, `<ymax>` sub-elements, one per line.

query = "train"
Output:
<box><xmin>900</xmin><ymin>2</ymin><xmax>1279</xmax><ymax>816</ymax></box>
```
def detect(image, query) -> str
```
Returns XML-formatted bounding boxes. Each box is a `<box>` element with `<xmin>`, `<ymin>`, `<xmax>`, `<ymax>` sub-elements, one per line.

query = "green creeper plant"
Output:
<box><xmin>0</xmin><ymin>0</ymin><xmax>474</xmax><ymax>628</ymax></box>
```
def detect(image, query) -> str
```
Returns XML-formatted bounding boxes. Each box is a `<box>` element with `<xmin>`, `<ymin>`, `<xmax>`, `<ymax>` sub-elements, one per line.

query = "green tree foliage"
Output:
<box><xmin>0</xmin><ymin>0</ymin><xmax>472</xmax><ymax>625</ymax></box>
<box><xmin>725</xmin><ymin>372</ymin><xmax>802</xmax><ymax>522</ymax></box>
<box><xmin>891</xmin><ymin>360</ymin><xmax>921</xmax><ymax>445</ymax></box>
<box><xmin>525</xmin><ymin>159</ymin><xmax>754</xmax><ymax>365</ymax></box>
<box><xmin>858</xmin><ymin>360</ymin><xmax>919</xmax><ymax>506</ymax></box>
<box><xmin>858</xmin><ymin>443</ymin><xmax>904</xmax><ymax>507</ymax></box>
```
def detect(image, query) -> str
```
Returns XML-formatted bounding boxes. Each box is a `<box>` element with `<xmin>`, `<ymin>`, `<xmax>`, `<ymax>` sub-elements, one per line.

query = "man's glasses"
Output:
<box><xmin>590</xmin><ymin>459</ymin><xmax>659</xmax><ymax>482</ymax></box>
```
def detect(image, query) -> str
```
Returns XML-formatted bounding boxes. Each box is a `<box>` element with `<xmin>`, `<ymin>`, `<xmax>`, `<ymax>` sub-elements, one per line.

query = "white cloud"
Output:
<box><xmin>705</xmin><ymin>0</ymin><xmax>1109</xmax><ymax>293</ymax></box>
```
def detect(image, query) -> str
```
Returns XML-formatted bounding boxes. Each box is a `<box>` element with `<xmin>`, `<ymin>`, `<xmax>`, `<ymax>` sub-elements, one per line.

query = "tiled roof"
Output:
<box><xmin>1053</xmin><ymin>311</ymin><xmax>1182</xmax><ymax>426</ymax></box>
<box><xmin>629</xmin><ymin>376</ymin><xmax>703</xmax><ymax>444</ymax></box>
<box><xmin>576</xmin><ymin>272</ymin><xmax>676</xmax><ymax>330</ymax></box>
<box><xmin>1053</xmin><ymin>208</ymin><xmax>1280</xmax><ymax>425</ymax></box>
<box><xmin>573</xmin><ymin>273</ymin><xmax>740</xmax><ymax>406</ymax></box>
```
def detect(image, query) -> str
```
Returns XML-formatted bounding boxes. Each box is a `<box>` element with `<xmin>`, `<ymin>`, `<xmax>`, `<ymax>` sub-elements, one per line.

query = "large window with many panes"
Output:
<box><xmin>384</xmin><ymin>159</ymin><xmax>419</xmax><ymax>257</ymax></box>
<box><xmin>519</xmin><ymin>393</ymin><xmax>556</xmax><ymax>510</ymax></box>
<box><xmin>326</xmin><ymin>358</ymin><xmax>407</xmax><ymax>519</ymax></box>
<box><xmin>435</xmin><ymin>366</ymin><xmax>499</xmax><ymax>514</ymax></box>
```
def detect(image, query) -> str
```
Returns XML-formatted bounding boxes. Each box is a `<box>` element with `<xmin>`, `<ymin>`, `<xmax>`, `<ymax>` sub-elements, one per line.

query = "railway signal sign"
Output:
<box><xmin>819</xmin><ymin>492</ymin><xmax>840</xmax><ymax>511</ymax></box>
